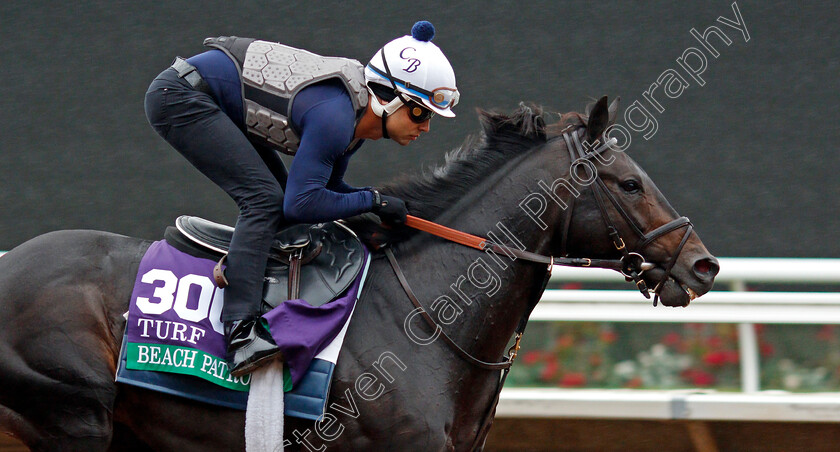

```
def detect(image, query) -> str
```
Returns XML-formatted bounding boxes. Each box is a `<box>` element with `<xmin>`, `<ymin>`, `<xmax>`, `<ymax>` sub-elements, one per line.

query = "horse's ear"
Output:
<box><xmin>608</xmin><ymin>96</ymin><xmax>620</xmax><ymax>125</ymax></box>
<box><xmin>586</xmin><ymin>96</ymin><xmax>610</xmax><ymax>142</ymax></box>
<box><xmin>585</xmin><ymin>100</ymin><xmax>595</xmax><ymax>116</ymax></box>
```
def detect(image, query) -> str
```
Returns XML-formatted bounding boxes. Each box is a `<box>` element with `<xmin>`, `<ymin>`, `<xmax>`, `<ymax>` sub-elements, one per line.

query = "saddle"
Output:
<box><xmin>164</xmin><ymin>216</ymin><xmax>365</xmax><ymax>312</ymax></box>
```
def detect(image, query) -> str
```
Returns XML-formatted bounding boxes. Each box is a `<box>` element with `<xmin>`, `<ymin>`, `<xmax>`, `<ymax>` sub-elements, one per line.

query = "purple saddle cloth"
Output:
<box><xmin>116</xmin><ymin>238</ymin><xmax>369</xmax><ymax>414</ymax></box>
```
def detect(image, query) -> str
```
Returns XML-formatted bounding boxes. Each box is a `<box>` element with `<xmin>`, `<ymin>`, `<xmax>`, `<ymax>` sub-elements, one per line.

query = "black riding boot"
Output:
<box><xmin>225</xmin><ymin>318</ymin><xmax>281</xmax><ymax>377</ymax></box>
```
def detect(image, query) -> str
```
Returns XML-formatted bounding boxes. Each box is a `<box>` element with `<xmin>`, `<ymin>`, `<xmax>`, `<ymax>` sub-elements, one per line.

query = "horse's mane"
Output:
<box><xmin>385</xmin><ymin>104</ymin><xmax>550</xmax><ymax>219</ymax></box>
<box><xmin>345</xmin><ymin>104</ymin><xmax>589</xmax><ymax>246</ymax></box>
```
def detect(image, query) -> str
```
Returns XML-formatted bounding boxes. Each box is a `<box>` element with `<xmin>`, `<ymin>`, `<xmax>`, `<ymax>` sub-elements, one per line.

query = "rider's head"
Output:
<box><xmin>365</xmin><ymin>21</ymin><xmax>459</xmax><ymax>141</ymax></box>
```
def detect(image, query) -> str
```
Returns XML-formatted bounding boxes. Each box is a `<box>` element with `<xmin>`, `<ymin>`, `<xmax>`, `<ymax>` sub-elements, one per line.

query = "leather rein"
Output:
<box><xmin>381</xmin><ymin>127</ymin><xmax>695</xmax><ymax>450</ymax></box>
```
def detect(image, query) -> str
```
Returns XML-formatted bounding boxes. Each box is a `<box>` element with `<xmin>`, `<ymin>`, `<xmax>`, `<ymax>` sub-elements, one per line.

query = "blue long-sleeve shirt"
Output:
<box><xmin>188</xmin><ymin>50</ymin><xmax>374</xmax><ymax>223</ymax></box>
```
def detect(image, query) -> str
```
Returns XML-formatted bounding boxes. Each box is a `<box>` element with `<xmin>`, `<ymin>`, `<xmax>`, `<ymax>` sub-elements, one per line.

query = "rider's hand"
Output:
<box><xmin>370</xmin><ymin>189</ymin><xmax>408</xmax><ymax>225</ymax></box>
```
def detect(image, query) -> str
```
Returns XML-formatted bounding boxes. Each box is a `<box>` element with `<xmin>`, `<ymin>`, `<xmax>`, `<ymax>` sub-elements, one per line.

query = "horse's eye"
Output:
<box><xmin>620</xmin><ymin>180</ymin><xmax>641</xmax><ymax>194</ymax></box>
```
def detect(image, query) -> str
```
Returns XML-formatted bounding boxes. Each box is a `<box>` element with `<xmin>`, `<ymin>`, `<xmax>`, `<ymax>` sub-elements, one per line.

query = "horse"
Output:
<box><xmin>0</xmin><ymin>97</ymin><xmax>718</xmax><ymax>451</ymax></box>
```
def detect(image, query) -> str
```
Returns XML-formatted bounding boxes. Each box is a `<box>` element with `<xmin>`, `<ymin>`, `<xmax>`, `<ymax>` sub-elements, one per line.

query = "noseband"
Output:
<box><xmin>561</xmin><ymin>128</ymin><xmax>694</xmax><ymax>306</ymax></box>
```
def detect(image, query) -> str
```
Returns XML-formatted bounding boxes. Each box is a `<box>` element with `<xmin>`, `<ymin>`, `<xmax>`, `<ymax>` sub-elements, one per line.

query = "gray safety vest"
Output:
<box><xmin>204</xmin><ymin>36</ymin><xmax>369</xmax><ymax>155</ymax></box>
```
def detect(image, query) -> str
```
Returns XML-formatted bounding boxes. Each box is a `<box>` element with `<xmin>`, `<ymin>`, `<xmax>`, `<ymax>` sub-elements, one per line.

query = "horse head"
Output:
<box><xmin>554</xmin><ymin>96</ymin><xmax>719</xmax><ymax>306</ymax></box>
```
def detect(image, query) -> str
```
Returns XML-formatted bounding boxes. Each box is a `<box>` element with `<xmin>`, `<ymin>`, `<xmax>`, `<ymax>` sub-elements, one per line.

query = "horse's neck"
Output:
<box><xmin>397</xmin><ymin>147</ymin><xmax>566</xmax><ymax>364</ymax></box>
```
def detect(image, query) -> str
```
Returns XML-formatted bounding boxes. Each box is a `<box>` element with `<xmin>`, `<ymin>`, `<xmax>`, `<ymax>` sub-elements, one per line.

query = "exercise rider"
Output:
<box><xmin>144</xmin><ymin>21</ymin><xmax>459</xmax><ymax>376</ymax></box>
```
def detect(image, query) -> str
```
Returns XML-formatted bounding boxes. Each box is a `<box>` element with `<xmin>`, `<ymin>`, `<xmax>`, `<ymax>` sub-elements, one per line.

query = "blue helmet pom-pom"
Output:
<box><xmin>411</xmin><ymin>21</ymin><xmax>435</xmax><ymax>42</ymax></box>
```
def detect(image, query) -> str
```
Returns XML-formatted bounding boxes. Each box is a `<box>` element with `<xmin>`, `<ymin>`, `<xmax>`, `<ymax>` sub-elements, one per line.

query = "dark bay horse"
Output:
<box><xmin>0</xmin><ymin>98</ymin><xmax>718</xmax><ymax>451</ymax></box>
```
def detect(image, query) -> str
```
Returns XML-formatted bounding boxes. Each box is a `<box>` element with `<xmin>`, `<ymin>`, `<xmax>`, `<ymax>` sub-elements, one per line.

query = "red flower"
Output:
<box><xmin>683</xmin><ymin>369</ymin><xmax>716</xmax><ymax>386</ymax></box>
<box><xmin>599</xmin><ymin>330</ymin><xmax>617</xmax><ymax>344</ymax></box>
<box><xmin>539</xmin><ymin>360</ymin><xmax>559</xmax><ymax>381</ymax></box>
<box><xmin>522</xmin><ymin>351</ymin><xmax>541</xmax><ymax>366</ymax></box>
<box><xmin>706</xmin><ymin>336</ymin><xmax>723</xmax><ymax>349</ymax></box>
<box><xmin>557</xmin><ymin>334</ymin><xmax>575</xmax><ymax>348</ymax></box>
<box><xmin>723</xmin><ymin>350</ymin><xmax>740</xmax><ymax>364</ymax></box>
<box><xmin>817</xmin><ymin>325</ymin><xmax>835</xmax><ymax>342</ymax></box>
<box><xmin>560</xmin><ymin>372</ymin><xmax>586</xmax><ymax>387</ymax></box>
<box><xmin>624</xmin><ymin>377</ymin><xmax>643</xmax><ymax>388</ymax></box>
<box><xmin>691</xmin><ymin>371</ymin><xmax>716</xmax><ymax>386</ymax></box>
<box><xmin>703</xmin><ymin>351</ymin><xmax>727</xmax><ymax>367</ymax></box>
<box><xmin>662</xmin><ymin>332</ymin><xmax>682</xmax><ymax>347</ymax></box>
<box><xmin>760</xmin><ymin>342</ymin><xmax>775</xmax><ymax>357</ymax></box>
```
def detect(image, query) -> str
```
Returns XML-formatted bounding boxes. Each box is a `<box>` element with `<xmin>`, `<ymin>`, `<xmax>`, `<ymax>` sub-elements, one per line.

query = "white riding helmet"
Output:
<box><xmin>365</xmin><ymin>21</ymin><xmax>459</xmax><ymax>118</ymax></box>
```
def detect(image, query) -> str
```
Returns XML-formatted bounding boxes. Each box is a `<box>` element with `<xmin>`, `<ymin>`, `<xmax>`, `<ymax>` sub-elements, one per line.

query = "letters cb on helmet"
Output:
<box><xmin>365</xmin><ymin>21</ymin><xmax>459</xmax><ymax>117</ymax></box>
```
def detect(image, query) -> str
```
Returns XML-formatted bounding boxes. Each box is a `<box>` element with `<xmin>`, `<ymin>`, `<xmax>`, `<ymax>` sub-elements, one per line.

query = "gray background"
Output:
<box><xmin>1</xmin><ymin>1</ymin><xmax>837</xmax><ymax>257</ymax></box>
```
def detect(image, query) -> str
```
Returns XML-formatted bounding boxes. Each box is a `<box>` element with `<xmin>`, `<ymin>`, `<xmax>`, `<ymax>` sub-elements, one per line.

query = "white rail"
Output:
<box><xmin>497</xmin><ymin>257</ymin><xmax>840</xmax><ymax>422</ymax></box>
<box><xmin>549</xmin><ymin>257</ymin><xmax>840</xmax><ymax>285</ymax></box>
<box><xmin>534</xmin><ymin>290</ymin><xmax>840</xmax><ymax>324</ymax></box>
<box><xmin>497</xmin><ymin>388</ymin><xmax>840</xmax><ymax>422</ymax></box>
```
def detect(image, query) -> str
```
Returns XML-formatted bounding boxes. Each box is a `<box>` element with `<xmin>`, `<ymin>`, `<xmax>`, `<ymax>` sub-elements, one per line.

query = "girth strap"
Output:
<box><xmin>469</xmin><ymin>266</ymin><xmax>552</xmax><ymax>451</ymax></box>
<box><xmin>384</xmin><ymin>247</ymin><xmax>512</xmax><ymax>371</ymax></box>
<box><xmin>384</xmin><ymin>246</ymin><xmax>551</xmax><ymax>451</ymax></box>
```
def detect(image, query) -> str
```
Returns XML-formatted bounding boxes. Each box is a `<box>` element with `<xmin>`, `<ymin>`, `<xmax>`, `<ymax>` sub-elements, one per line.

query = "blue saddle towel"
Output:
<box><xmin>115</xmin><ymin>240</ymin><xmax>369</xmax><ymax>420</ymax></box>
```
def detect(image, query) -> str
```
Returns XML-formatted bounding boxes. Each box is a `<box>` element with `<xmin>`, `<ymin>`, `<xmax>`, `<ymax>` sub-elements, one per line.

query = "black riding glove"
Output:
<box><xmin>370</xmin><ymin>189</ymin><xmax>408</xmax><ymax>225</ymax></box>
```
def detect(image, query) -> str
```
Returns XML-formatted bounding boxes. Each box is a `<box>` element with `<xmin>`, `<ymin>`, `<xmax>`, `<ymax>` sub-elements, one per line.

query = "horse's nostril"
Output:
<box><xmin>694</xmin><ymin>258</ymin><xmax>720</xmax><ymax>279</ymax></box>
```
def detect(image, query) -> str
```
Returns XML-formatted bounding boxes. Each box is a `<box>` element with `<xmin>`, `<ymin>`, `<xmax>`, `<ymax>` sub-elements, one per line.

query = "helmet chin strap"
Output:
<box><xmin>367</xmin><ymin>86</ymin><xmax>405</xmax><ymax>141</ymax></box>
<box><xmin>381</xmin><ymin>112</ymin><xmax>390</xmax><ymax>139</ymax></box>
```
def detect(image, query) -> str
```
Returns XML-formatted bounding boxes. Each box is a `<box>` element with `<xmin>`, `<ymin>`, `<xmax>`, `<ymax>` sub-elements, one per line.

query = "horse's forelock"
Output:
<box><xmin>546</xmin><ymin>112</ymin><xmax>588</xmax><ymax>138</ymax></box>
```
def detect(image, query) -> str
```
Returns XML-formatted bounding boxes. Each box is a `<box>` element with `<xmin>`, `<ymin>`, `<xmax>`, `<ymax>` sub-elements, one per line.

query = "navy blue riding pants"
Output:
<box><xmin>144</xmin><ymin>68</ymin><xmax>286</xmax><ymax>322</ymax></box>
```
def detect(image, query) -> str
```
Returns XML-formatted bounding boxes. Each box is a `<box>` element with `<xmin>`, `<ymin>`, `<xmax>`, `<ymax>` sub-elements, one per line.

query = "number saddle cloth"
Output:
<box><xmin>116</xmin><ymin>215</ymin><xmax>369</xmax><ymax>419</ymax></box>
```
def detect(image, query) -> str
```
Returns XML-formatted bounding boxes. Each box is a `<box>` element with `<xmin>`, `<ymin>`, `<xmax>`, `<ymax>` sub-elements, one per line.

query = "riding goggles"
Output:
<box><xmin>427</xmin><ymin>87</ymin><xmax>459</xmax><ymax>110</ymax></box>
<box><xmin>366</xmin><ymin>63</ymin><xmax>460</xmax><ymax>111</ymax></box>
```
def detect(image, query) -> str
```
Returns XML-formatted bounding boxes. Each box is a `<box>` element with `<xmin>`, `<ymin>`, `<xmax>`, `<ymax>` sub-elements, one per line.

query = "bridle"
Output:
<box><xmin>391</xmin><ymin>127</ymin><xmax>695</xmax><ymax>306</ymax></box>
<box><xmin>381</xmin><ymin>125</ymin><xmax>695</xmax><ymax>450</ymax></box>
<box><xmin>560</xmin><ymin>127</ymin><xmax>694</xmax><ymax>306</ymax></box>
